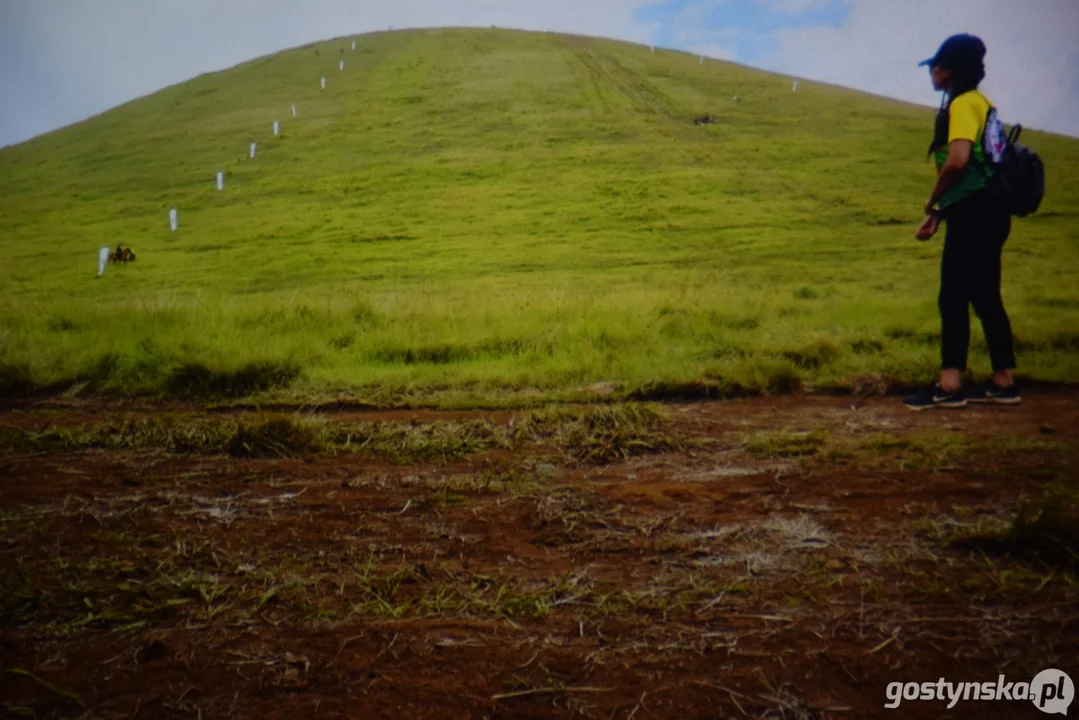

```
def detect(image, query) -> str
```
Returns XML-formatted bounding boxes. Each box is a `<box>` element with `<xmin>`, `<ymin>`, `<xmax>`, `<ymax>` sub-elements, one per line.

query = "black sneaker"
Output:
<box><xmin>902</xmin><ymin>384</ymin><xmax>967</xmax><ymax>411</ymax></box>
<box><xmin>968</xmin><ymin>383</ymin><xmax>1022</xmax><ymax>405</ymax></box>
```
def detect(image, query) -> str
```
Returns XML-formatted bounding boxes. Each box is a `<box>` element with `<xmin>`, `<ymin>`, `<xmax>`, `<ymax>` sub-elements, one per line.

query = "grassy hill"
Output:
<box><xmin>1</xmin><ymin>28</ymin><xmax>1078</xmax><ymax>404</ymax></box>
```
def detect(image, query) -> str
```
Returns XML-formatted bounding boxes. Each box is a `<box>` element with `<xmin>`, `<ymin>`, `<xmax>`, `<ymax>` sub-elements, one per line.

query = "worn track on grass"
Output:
<box><xmin>1</xmin><ymin>392</ymin><xmax>1076</xmax><ymax>719</ymax></box>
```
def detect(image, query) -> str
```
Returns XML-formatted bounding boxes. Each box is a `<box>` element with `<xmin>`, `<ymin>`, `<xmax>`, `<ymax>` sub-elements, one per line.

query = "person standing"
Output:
<box><xmin>903</xmin><ymin>34</ymin><xmax>1020</xmax><ymax>410</ymax></box>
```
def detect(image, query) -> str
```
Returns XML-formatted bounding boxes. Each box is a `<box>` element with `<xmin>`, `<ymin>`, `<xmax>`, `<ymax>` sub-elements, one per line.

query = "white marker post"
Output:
<box><xmin>651</xmin><ymin>44</ymin><xmax>654</xmax><ymax>53</ymax></box>
<box><xmin>216</xmin><ymin>171</ymin><xmax>224</xmax><ymax>191</ymax></box>
<box><xmin>250</xmin><ymin>142</ymin><xmax>257</xmax><ymax>159</ymax></box>
<box><xmin>700</xmin><ymin>55</ymin><xmax>704</xmax><ymax>65</ymax></box>
<box><xmin>291</xmin><ymin>104</ymin><xmax>297</xmax><ymax>118</ymax></box>
<box><xmin>793</xmin><ymin>80</ymin><xmax>798</xmax><ymax>92</ymax></box>
<box><xmin>98</xmin><ymin>247</ymin><xmax>110</xmax><ymax>277</ymax></box>
<box><xmin>320</xmin><ymin>77</ymin><xmax>326</xmax><ymax>90</ymax></box>
<box><xmin>169</xmin><ymin>208</ymin><xmax>178</xmax><ymax>232</ymax></box>
<box><xmin>339</xmin><ymin>59</ymin><xmax>344</xmax><ymax>72</ymax></box>
<box><xmin>352</xmin><ymin>40</ymin><xmax>356</xmax><ymax>51</ymax></box>
<box><xmin>273</xmin><ymin>120</ymin><xmax>279</xmax><ymax>136</ymax></box>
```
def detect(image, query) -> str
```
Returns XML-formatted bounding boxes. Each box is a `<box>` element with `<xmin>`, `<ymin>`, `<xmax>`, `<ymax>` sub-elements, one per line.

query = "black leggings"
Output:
<box><xmin>939</xmin><ymin>192</ymin><xmax>1016</xmax><ymax>373</ymax></box>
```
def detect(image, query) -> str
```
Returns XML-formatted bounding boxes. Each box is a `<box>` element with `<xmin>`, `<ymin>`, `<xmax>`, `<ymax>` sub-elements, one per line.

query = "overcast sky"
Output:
<box><xmin>1</xmin><ymin>0</ymin><xmax>1077</xmax><ymax>148</ymax></box>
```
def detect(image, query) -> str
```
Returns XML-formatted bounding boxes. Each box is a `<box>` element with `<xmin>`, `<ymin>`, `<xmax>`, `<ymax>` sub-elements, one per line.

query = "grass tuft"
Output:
<box><xmin>516</xmin><ymin>403</ymin><xmax>679</xmax><ymax>464</ymax></box>
<box><xmin>228</xmin><ymin>414</ymin><xmax>328</xmax><ymax>457</ymax></box>
<box><xmin>746</xmin><ymin>430</ymin><xmax>826</xmax><ymax>458</ymax></box>
<box><xmin>338</xmin><ymin>419</ymin><xmax>505</xmax><ymax>464</ymax></box>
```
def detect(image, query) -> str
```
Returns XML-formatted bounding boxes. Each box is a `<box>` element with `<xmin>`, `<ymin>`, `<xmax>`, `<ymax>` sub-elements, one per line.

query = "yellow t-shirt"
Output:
<box><xmin>934</xmin><ymin>90</ymin><xmax>995</xmax><ymax>208</ymax></box>
<box><xmin>949</xmin><ymin>90</ymin><xmax>991</xmax><ymax>144</ymax></box>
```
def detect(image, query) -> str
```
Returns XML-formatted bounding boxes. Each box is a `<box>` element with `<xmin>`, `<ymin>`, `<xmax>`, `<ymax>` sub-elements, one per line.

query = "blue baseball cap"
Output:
<box><xmin>919</xmin><ymin>33</ymin><xmax>986</xmax><ymax>69</ymax></box>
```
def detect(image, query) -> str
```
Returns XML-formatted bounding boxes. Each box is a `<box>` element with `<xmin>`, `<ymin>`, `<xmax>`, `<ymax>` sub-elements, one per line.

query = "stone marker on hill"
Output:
<box><xmin>292</xmin><ymin>104</ymin><xmax>297</xmax><ymax>118</ymax></box>
<box><xmin>169</xmin><ymin>208</ymin><xmax>178</xmax><ymax>232</ymax></box>
<box><xmin>793</xmin><ymin>80</ymin><xmax>798</xmax><ymax>92</ymax></box>
<box><xmin>339</xmin><ymin>59</ymin><xmax>345</xmax><ymax>72</ymax></box>
<box><xmin>98</xmin><ymin>247</ymin><xmax>109</xmax><ymax>277</ymax></box>
<box><xmin>352</xmin><ymin>40</ymin><xmax>356</xmax><ymax>50</ymax></box>
<box><xmin>217</xmin><ymin>171</ymin><xmax>224</xmax><ymax>191</ymax></box>
<box><xmin>273</xmin><ymin>120</ymin><xmax>279</xmax><ymax>136</ymax></box>
<box><xmin>250</xmin><ymin>142</ymin><xmax>257</xmax><ymax>159</ymax></box>
<box><xmin>321</xmin><ymin>77</ymin><xmax>326</xmax><ymax>90</ymax></box>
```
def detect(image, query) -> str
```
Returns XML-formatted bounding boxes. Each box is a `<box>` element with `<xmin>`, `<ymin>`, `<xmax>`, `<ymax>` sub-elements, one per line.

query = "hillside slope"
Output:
<box><xmin>1</xmin><ymin>28</ymin><xmax>1078</xmax><ymax>401</ymax></box>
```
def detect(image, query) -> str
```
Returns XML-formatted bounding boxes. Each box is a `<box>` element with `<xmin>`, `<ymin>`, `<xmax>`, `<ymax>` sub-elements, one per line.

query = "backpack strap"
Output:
<box><xmin>1008</xmin><ymin>125</ymin><xmax>1023</xmax><ymax>144</ymax></box>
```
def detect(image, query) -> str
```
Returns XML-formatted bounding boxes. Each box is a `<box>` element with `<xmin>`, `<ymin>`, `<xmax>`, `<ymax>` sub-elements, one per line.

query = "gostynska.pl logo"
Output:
<box><xmin>885</xmin><ymin>669</ymin><xmax>1073</xmax><ymax>714</ymax></box>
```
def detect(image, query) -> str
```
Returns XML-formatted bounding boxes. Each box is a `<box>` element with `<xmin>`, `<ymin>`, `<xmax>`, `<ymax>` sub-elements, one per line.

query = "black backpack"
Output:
<box><xmin>983</xmin><ymin>108</ymin><xmax>1045</xmax><ymax>217</ymax></box>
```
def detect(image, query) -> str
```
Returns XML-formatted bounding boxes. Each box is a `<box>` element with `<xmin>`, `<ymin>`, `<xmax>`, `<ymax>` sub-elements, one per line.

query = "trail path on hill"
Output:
<box><xmin>1</xmin><ymin>392</ymin><xmax>1076</xmax><ymax>719</ymax></box>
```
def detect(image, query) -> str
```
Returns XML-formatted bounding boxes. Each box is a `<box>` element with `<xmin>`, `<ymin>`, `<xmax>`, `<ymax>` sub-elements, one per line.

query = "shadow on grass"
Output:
<box><xmin>627</xmin><ymin>380</ymin><xmax>736</xmax><ymax>402</ymax></box>
<box><xmin>0</xmin><ymin>363</ymin><xmax>77</xmax><ymax>398</ymax></box>
<box><xmin>166</xmin><ymin>361</ymin><xmax>300</xmax><ymax>397</ymax></box>
<box><xmin>1</xmin><ymin>358</ymin><xmax>300</xmax><ymax>401</ymax></box>
<box><xmin>627</xmin><ymin>378</ymin><xmax>770</xmax><ymax>402</ymax></box>
<box><xmin>951</xmin><ymin>492</ymin><xmax>1079</xmax><ymax>570</ymax></box>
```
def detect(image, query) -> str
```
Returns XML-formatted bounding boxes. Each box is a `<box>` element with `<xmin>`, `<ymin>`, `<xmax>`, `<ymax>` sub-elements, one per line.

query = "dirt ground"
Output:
<box><xmin>1</xmin><ymin>392</ymin><xmax>1076</xmax><ymax>719</ymax></box>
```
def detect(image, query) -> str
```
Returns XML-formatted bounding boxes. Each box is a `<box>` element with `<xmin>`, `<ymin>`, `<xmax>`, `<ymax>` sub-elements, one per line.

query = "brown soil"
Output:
<box><xmin>1</xmin><ymin>392</ymin><xmax>1076</xmax><ymax>719</ymax></box>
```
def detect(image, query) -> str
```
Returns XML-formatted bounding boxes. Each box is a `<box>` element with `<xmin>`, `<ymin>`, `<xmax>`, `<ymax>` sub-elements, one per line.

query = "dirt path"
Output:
<box><xmin>1</xmin><ymin>392</ymin><xmax>1076</xmax><ymax>719</ymax></box>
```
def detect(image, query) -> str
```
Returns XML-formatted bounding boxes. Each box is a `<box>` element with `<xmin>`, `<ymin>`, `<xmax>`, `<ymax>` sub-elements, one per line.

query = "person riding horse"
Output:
<box><xmin>108</xmin><ymin>245</ymin><xmax>136</xmax><ymax>264</ymax></box>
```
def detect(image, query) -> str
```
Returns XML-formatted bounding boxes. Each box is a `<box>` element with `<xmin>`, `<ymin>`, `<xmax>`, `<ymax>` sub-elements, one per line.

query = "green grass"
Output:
<box><xmin>745</xmin><ymin>430</ymin><xmax>826</xmax><ymax>458</ymax></box>
<box><xmin>0</xmin><ymin>403</ymin><xmax>674</xmax><ymax>464</ymax></box>
<box><xmin>2</xmin><ymin>28</ymin><xmax>1079</xmax><ymax>401</ymax></box>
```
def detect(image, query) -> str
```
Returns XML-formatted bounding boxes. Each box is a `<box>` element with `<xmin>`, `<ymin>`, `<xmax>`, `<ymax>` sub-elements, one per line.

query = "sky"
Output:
<box><xmin>1</xmin><ymin>0</ymin><xmax>1077</xmax><ymax>148</ymax></box>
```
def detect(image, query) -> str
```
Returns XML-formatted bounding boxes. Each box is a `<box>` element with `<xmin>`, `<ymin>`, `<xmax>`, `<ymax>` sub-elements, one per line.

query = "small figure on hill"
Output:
<box><xmin>108</xmin><ymin>245</ymin><xmax>136</xmax><ymax>264</ymax></box>
<box><xmin>904</xmin><ymin>34</ymin><xmax>1019</xmax><ymax>410</ymax></box>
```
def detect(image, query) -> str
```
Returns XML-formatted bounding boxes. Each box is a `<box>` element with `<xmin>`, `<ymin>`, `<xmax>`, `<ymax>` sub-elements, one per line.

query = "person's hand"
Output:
<box><xmin>915</xmin><ymin>215</ymin><xmax>939</xmax><ymax>241</ymax></box>
<box><xmin>924</xmin><ymin>197</ymin><xmax>937</xmax><ymax>215</ymax></box>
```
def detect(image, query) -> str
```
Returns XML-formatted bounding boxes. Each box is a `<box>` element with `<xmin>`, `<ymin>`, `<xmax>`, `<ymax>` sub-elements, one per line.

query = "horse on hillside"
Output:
<box><xmin>108</xmin><ymin>246</ymin><xmax>136</xmax><ymax>264</ymax></box>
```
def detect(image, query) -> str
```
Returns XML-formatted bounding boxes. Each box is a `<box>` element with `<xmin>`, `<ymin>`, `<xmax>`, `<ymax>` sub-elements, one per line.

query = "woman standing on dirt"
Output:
<box><xmin>903</xmin><ymin>34</ymin><xmax>1020</xmax><ymax>411</ymax></box>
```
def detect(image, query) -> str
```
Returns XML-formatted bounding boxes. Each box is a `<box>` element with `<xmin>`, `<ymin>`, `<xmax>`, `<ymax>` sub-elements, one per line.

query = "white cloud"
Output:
<box><xmin>759</xmin><ymin>0</ymin><xmax>1079</xmax><ymax>136</ymax></box>
<box><xmin>665</xmin><ymin>4</ymin><xmax>758</xmax><ymax>61</ymax></box>
<box><xmin>687</xmin><ymin>43</ymin><xmax>742</xmax><ymax>62</ymax></box>
<box><xmin>754</xmin><ymin>0</ymin><xmax>836</xmax><ymax>15</ymax></box>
